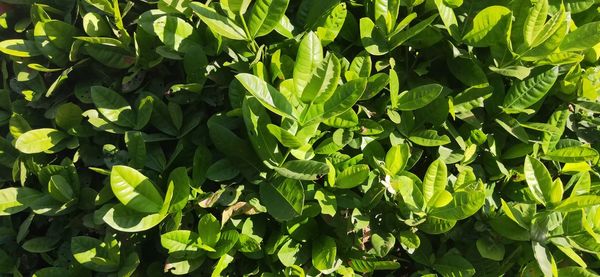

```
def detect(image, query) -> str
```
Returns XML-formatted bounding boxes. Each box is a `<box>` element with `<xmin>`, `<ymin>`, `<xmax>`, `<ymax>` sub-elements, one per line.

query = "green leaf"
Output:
<box><xmin>102</xmin><ymin>203</ymin><xmax>167</xmax><ymax>232</ymax></box>
<box><xmin>91</xmin><ymin>86</ymin><xmax>136</xmax><ymax>128</ymax></box>
<box><xmin>125</xmin><ymin>131</ymin><xmax>146</xmax><ymax>168</ymax></box>
<box><xmin>346</xmin><ymin>51</ymin><xmax>372</xmax><ymax>81</ymax></box>
<box><xmin>489</xmin><ymin>215</ymin><xmax>530</xmax><ymax>241</ymax></box>
<box><xmin>55</xmin><ymin>103</ymin><xmax>83</xmax><ymax>130</ymax></box>
<box><xmin>15</xmin><ymin>128</ymin><xmax>67</xmax><ymax>154</ymax></box>
<box><xmin>314</xmin><ymin>189</ymin><xmax>337</xmax><ymax>217</ymax></box>
<box><xmin>260</xmin><ymin>178</ymin><xmax>304</xmax><ymax>221</ymax></box>
<box><xmin>433</xmin><ymin>253</ymin><xmax>476</xmax><ymax>277</ymax></box>
<box><xmin>334</xmin><ymin>164</ymin><xmax>369</xmax><ymax>189</ymax></box>
<box><xmin>299</xmin><ymin>78</ymin><xmax>367</xmax><ymax>125</ymax></box>
<box><xmin>47</xmin><ymin>175</ymin><xmax>73</xmax><ymax>203</ymax></box>
<box><xmin>447</xmin><ymin>57</ymin><xmax>488</xmax><ymax>87</ymax></box>
<box><xmin>0</xmin><ymin>187</ymin><xmax>41</xmax><ymax>216</ymax></box>
<box><xmin>560</xmin><ymin>21</ymin><xmax>600</xmax><ymax>52</ymax></box>
<box><xmin>397</xmin><ymin>231</ymin><xmax>420</xmax><ymax>253</ymax></box>
<box><xmin>211</xmin><ymin>253</ymin><xmax>234</xmax><ymax>277</ymax></box>
<box><xmin>549</xmin><ymin>178</ymin><xmax>563</xmax><ymax>204</ymax></box>
<box><xmin>314</xmin><ymin>2</ymin><xmax>347</xmax><ymax>46</ymax></box>
<box><xmin>207</xmin><ymin>230</ymin><xmax>239</xmax><ymax>259</ymax></box>
<box><xmin>135</xmin><ymin>95</ymin><xmax>154</xmax><ymax>130</ymax></box>
<box><xmin>360</xmin><ymin>17</ymin><xmax>388</xmax><ymax>55</ymax></box>
<box><xmin>489</xmin><ymin>65</ymin><xmax>532</xmax><ymax>80</ymax></box>
<box><xmin>208</xmin><ymin>114</ymin><xmax>264</xmax><ymax>178</ymax></box>
<box><xmin>429</xmin><ymin>183</ymin><xmax>485</xmax><ymax>220</ymax></box>
<box><xmin>476</xmin><ymin>237</ymin><xmax>505</xmax><ymax>261</ymax></box>
<box><xmin>385</xmin><ymin>144</ymin><xmax>410</xmax><ymax>176</ymax></box>
<box><xmin>422</xmin><ymin>159</ymin><xmax>447</xmax><ymax>206</ymax></box>
<box><xmin>420</xmin><ymin>217</ymin><xmax>456</xmax><ymax>234</ymax></box>
<box><xmin>532</xmin><ymin>241</ymin><xmax>557</xmax><ymax>277</ymax></box>
<box><xmin>557</xmin><ymin>267</ymin><xmax>599</xmax><ymax>277</ymax></box>
<box><xmin>235</xmin><ymin>73</ymin><xmax>295</xmax><ymax>119</ymax></box>
<box><xmin>0</xmin><ymin>39</ymin><xmax>41</xmax><ymax>57</ymax></box>
<box><xmin>520</xmin><ymin>122</ymin><xmax>560</xmax><ymax>134</ymax></box>
<box><xmin>198</xmin><ymin>213</ymin><xmax>220</xmax><ymax>247</ymax></box>
<box><xmin>161</xmin><ymin>230</ymin><xmax>199</xmax><ymax>253</ymax></box>
<box><xmin>463</xmin><ymin>6</ymin><xmax>512</xmax><ymax>47</ymax></box>
<box><xmin>408</xmin><ymin>129</ymin><xmax>451</xmax><ymax>147</ymax></box>
<box><xmin>502</xmin><ymin>67</ymin><xmax>559</xmax><ymax>109</ymax></box>
<box><xmin>312</xmin><ymin>236</ymin><xmax>337</xmax><ymax>272</ymax></box>
<box><xmin>388</xmin><ymin>14</ymin><xmax>438</xmax><ymax>50</ymax></box>
<box><xmin>495</xmin><ymin>114</ymin><xmax>530</xmax><ymax>143</ymax></box>
<box><xmin>83</xmin><ymin>44</ymin><xmax>134</xmax><ymax>69</ymax></box>
<box><xmin>394</xmin><ymin>84</ymin><xmax>443</xmax><ymax>111</ymax></box>
<box><xmin>166</xmin><ymin>167</ymin><xmax>190</xmax><ymax>212</ymax></box>
<box><xmin>524</xmin><ymin>5</ymin><xmax>568</xmax><ymax>56</ymax></box>
<box><xmin>110</xmin><ymin>165</ymin><xmax>164</xmax><ymax>213</ymax></box>
<box><xmin>71</xmin><ymin>236</ymin><xmax>120</xmax><ymax>272</ymax></box>
<box><xmin>242</xmin><ymin>96</ymin><xmax>284</xmax><ymax>166</ymax></box>
<box><xmin>524</xmin><ymin>156</ymin><xmax>553</xmax><ymax>205</ymax></box>
<box><xmin>139</xmin><ymin>14</ymin><xmax>198</xmax><ymax>52</ymax></box>
<box><xmin>301</xmin><ymin>55</ymin><xmax>341</xmax><ymax>103</ymax></box>
<box><xmin>434</xmin><ymin>0</ymin><xmax>459</xmax><ymax>38</ymax></box>
<box><xmin>247</xmin><ymin>0</ymin><xmax>290</xmax><ymax>38</ymax></box>
<box><xmin>83</xmin><ymin>12</ymin><xmax>112</xmax><ymax>37</ymax></box>
<box><xmin>553</xmin><ymin>195</ymin><xmax>600</xmax><ymax>212</ymax></box>
<box><xmin>267</xmin><ymin>124</ymin><xmax>303</xmax><ymax>148</ymax></box>
<box><xmin>544</xmin><ymin>146</ymin><xmax>599</xmax><ymax>163</ymax></box>
<box><xmin>294</xmin><ymin>32</ymin><xmax>323</xmax><ymax>95</ymax></box>
<box><xmin>189</xmin><ymin>3</ymin><xmax>247</xmax><ymax>40</ymax></box>
<box><xmin>523</xmin><ymin>0</ymin><xmax>549</xmax><ymax>47</ymax></box>
<box><xmin>541</xmin><ymin>107</ymin><xmax>568</xmax><ymax>153</ymax></box>
<box><xmin>274</xmin><ymin>160</ymin><xmax>329</xmax><ymax>181</ymax></box>
<box><xmin>206</xmin><ymin>159</ymin><xmax>239</xmax><ymax>182</ymax></box>
<box><xmin>371</xmin><ymin>232</ymin><xmax>395</xmax><ymax>257</ymax></box>
<box><xmin>221</xmin><ymin>0</ymin><xmax>252</xmax><ymax>14</ymax></box>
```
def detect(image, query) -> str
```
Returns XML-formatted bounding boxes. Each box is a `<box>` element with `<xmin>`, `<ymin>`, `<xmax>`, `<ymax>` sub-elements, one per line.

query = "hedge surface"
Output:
<box><xmin>1</xmin><ymin>0</ymin><xmax>600</xmax><ymax>276</ymax></box>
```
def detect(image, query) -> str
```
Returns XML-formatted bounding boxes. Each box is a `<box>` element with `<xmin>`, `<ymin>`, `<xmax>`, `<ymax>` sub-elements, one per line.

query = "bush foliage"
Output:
<box><xmin>1</xmin><ymin>0</ymin><xmax>600</xmax><ymax>276</ymax></box>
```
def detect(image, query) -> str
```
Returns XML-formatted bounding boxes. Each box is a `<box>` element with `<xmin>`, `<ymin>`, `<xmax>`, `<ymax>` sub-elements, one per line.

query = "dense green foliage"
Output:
<box><xmin>1</xmin><ymin>0</ymin><xmax>600</xmax><ymax>276</ymax></box>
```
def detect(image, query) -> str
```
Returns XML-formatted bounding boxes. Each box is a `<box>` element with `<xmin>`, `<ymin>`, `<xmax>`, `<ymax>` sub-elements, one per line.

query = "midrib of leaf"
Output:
<box><xmin>248</xmin><ymin>0</ymin><xmax>269</xmax><ymax>38</ymax></box>
<box><xmin>503</xmin><ymin>68</ymin><xmax>557</xmax><ymax>109</ymax></box>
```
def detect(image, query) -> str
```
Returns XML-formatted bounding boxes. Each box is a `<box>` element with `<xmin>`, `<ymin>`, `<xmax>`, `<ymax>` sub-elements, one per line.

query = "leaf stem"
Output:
<box><xmin>238</xmin><ymin>12</ymin><xmax>258</xmax><ymax>53</ymax></box>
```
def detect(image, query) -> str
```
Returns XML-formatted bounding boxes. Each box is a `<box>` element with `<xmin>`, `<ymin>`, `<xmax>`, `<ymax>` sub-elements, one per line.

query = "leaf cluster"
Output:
<box><xmin>1</xmin><ymin>0</ymin><xmax>600</xmax><ymax>276</ymax></box>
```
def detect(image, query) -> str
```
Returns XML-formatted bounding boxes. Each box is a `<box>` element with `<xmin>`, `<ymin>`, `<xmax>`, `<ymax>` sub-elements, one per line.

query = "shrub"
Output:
<box><xmin>1</xmin><ymin>0</ymin><xmax>600</xmax><ymax>276</ymax></box>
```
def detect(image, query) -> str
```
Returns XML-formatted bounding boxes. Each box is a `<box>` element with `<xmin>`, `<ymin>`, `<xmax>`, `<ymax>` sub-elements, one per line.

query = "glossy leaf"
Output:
<box><xmin>299</xmin><ymin>78</ymin><xmax>367</xmax><ymax>125</ymax></box>
<box><xmin>0</xmin><ymin>187</ymin><xmax>41</xmax><ymax>216</ymax></box>
<box><xmin>189</xmin><ymin>3</ymin><xmax>247</xmax><ymax>40</ymax></box>
<box><xmin>0</xmin><ymin>39</ymin><xmax>41</xmax><ymax>57</ymax></box>
<box><xmin>524</xmin><ymin>156</ymin><xmax>553</xmax><ymax>205</ymax></box>
<box><xmin>247</xmin><ymin>0</ymin><xmax>290</xmax><ymax>38</ymax></box>
<box><xmin>294</xmin><ymin>32</ymin><xmax>323</xmax><ymax>96</ymax></box>
<box><xmin>523</xmin><ymin>0</ymin><xmax>549</xmax><ymax>47</ymax></box>
<box><xmin>301</xmin><ymin>55</ymin><xmax>341</xmax><ymax>103</ymax></box>
<box><xmin>110</xmin><ymin>165</ymin><xmax>164</xmax><ymax>213</ymax></box>
<box><xmin>274</xmin><ymin>160</ymin><xmax>329</xmax><ymax>180</ymax></box>
<box><xmin>394</xmin><ymin>84</ymin><xmax>443</xmax><ymax>111</ymax></box>
<box><xmin>102</xmin><ymin>203</ymin><xmax>168</xmax><ymax>232</ymax></box>
<box><xmin>312</xmin><ymin>236</ymin><xmax>337</xmax><ymax>272</ymax></box>
<box><xmin>408</xmin><ymin>130</ymin><xmax>451</xmax><ymax>147</ymax></box>
<box><xmin>260</xmin><ymin>178</ymin><xmax>304</xmax><ymax>221</ymax></box>
<box><xmin>463</xmin><ymin>6</ymin><xmax>512</xmax><ymax>46</ymax></box>
<box><xmin>15</xmin><ymin>128</ymin><xmax>67</xmax><ymax>154</ymax></box>
<box><xmin>544</xmin><ymin>146</ymin><xmax>599</xmax><ymax>163</ymax></box>
<box><xmin>334</xmin><ymin>164</ymin><xmax>369</xmax><ymax>189</ymax></box>
<box><xmin>502</xmin><ymin>67</ymin><xmax>559</xmax><ymax>109</ymax></box>
<box><xmin>422</xmin><ymin>159</ymin><xmax>447</xmax><ymax>205</ymax></box>
<box><xmin>560</xmin><ymin>22</ymin><xmax>600</xmax><ymax>52</ymax></box>
<box><xmin>236</xmin><ymin>73</ymin><xmax>295</xmax><ymax>119</ymax></box>
<box><xmin>91</xmin><ymin>86</ymin><xmax>136</xmax><ymax>128</ymax></box>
